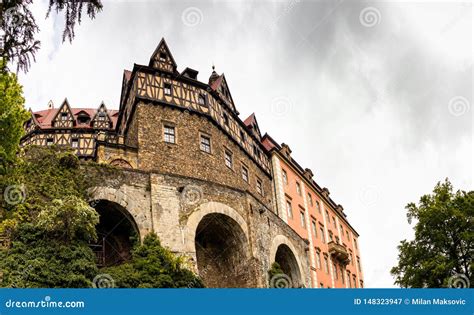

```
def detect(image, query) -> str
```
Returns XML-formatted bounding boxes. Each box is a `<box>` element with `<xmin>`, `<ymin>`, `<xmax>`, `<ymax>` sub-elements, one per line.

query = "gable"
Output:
<box><xmin>52</xmin><ymin>99</ymin><xmax>75</xmax><ymax>128</ymax></box>
<box><xmin>92</xmin><ymin>102</ymin><xmax>112</xmax><ymax>129</ymax></box>
<box><xmin>211</xmin><ymin>74</ymin><xmax>237</xmax><ymax>113</ymax></box>
<box><xmin>149</xmin><ymin>38</ymin><xmax>177</xmax><ymax>73</ymax></box>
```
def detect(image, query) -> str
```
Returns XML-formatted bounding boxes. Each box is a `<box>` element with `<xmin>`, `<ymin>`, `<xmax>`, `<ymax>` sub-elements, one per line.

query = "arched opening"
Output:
<box><xmin>109</xmin><ymin>158</ymin><xmax>133</xmax><ymax>169</ymax></box>
<box><xmin>274</xmin><ymin>244</ymin><xmax>302</xmax><ymax>288</ymax></box>
<box><xmin>90</xmin><ymin>200</ymin><xmax>139</xmax><ymax>267</ymax></box>
<box><xmin>195</xmin><ymin>213</ymin><xmax>249</xmax><ymax>288</ymax></box>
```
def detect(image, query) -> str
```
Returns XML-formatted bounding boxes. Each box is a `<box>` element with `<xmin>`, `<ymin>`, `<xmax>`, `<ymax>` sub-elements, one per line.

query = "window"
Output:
<box><xmin>222</xmin><ymin>113</ymin><xmax>229</xmax><ymax>126</ymax></box>
<box><xmin>282</xmin><ymin>169</ymin><xmax>288</xmax><ymax>185</ymax></box>
<box><xmin>164</xmin><ymin>125</ymin><xmax>175</xmax><ymax>143</ymax></box>
<box><xmin>240</xmin><ymin>130</ymin><xmax>246</xmax><ymax>142</ymax></box>
<box><xmin>241</xmin><ymin>165</ymin><xmax>249</xmax><ymax>182</ymax></box>
<box><xmin>198</xmin><ymin>94</ymin><xmax>206</xmax><ymax>106</ymax></box>
<box><xmin>335</xmin><ymin>236</ymin><xmax>340</xmax><ymax>244</ymax></box>
<box><xmin>359</xmin><ymin>280</ymin><xmax>364</xmax><ymax>288</ymax></box>
<box><xmin>311</xmin><ymin>220</ymin><xmax>317</xmax><ymax>238</ymax></box>
<box><xmin>333</xmin><ymin>263</ymin><xmax>338</xmax><ymax>280</ymax></box>
<box><xmin>347</xmin><ymin>271</ymin><xmax>351</xmax><ymax>287</ymax></box>
<box><xmin>200</xmin><ymin>135</ymin><xmax>211</xmax><ymax>153</ymax></box>
<box><xmin>341</xmin><ymin>266</ymin><xmax>345</xmax><ymax>284</ymax></box>
<box><xmin>296</xmin><ymin>182</ymin><xmax>301</xmax><ymax>195</ymax></box>
<box><xmin>340</xmin><ymin>225</ymin><xmax>344</xmax><ymax>235</ymax></box>
<box><xmin>46</xmin><ymin>138</ymin><xmax>54</xmax><ymax>146</ymax></box>
<box><xmin>299</xmin><ymin>211</ymin><xmax>306</xmax><ymax>228</ymax></box>
<box><xmin>320</xmin><ymin>227</ymin><xmax>326</xmax><ymax>243</ymax></box>
<box><xmin>159</xmin><ymin>52</ymin><xmax>167</xmax><ymax>61</ymax></box>
<box><xmin>315</xmin><ymin>249</ymin><xmax>321</xmax><ymax>269</ymax></box>
<box><xmin>326</xmin><ymin>211</ymin><xmax>330</xmax><ymax>224</ymax></box>
<box><xmin>316</xmin><ymin>201</ymin><xmax>321</xmax><ymax>213</ymax></box>
<box><xmin>224</xmin><ymin>150</ymin><xmax>233</xmax><ymax>169</ymax></box>
<box><xmin>307</xmin><ymin>193</ymin><xmax>313</xmax><ymax>206</ymax></box>
<box><xmin>60</xmin><ymin>112</ymin><xmax>68</xmax><ymax>121</ymax></box>
<box><xmin>320</xmin><ymin>282</ymin><xmax>324</xmax><ymax>288</ymax></box>
<box><xmin>354</xmin><ymin>238</ymin><xmax>358</xmax><ymax>249</ymax></box>
<box><xmin>357</xmin><ymin>257</ymin><xmax>361</xmax><ymax>272</ymax></box>
<box><xmin>333</xmin><ymin>217</ymin><xmax>337</xmax><ymax>228</ymax></box>
<box><xmin>286</xmin><ymin>200</ymin><xmax>293</xmax><ymax>219</ymax></box>
<box><xmin>164</xmin><ymin>83</ymin><xmax>172</xmax><ymax>95</ymax></box>
<box><xmin>78</xmin><ymin>115</ymin><xmax>90</xmax><ymax>124</ymax></box>
<box><xmin>329</xmin><ymin>231</ymin><xmax>333</xmax><ymax>242</ymax></box>
<box><xmin>353</xmin><ymin>275</ymin><xmax>357</xmax><ymax>288</ymax></box>
<box><xmin>323</xmin><ymin>256</ymin><xmax>329</xmax><ymax>274</ymax></box>
<box><xmin>98</xmin><ymin>112</ymin><xmax>106</xmax><ymax>121</ymax></box>
<box><xmin>71</xmin><ymin>138</ymin><xmax>79</xmax><ymax>148</ymax></box>
<box><xmin>256</xmin><ymin>179</ymin><xmax>263</xmax><ymax>196</ymax></box>
<box><xmin>349</xmin><ymin>251</ymin><xmax>353</xmax><ymax>265</ymax></box>
<box><xmin>346</xmin><ymin>230</ymin><xmax>350</xmax><ymax>241</ymax></box>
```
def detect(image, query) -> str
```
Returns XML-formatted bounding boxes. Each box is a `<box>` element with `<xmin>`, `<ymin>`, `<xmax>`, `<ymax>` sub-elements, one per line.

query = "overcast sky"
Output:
<box><xmin>20</xmin><ymin>0</ymin><xmax>472</xmax><ymax>287</ymax></box>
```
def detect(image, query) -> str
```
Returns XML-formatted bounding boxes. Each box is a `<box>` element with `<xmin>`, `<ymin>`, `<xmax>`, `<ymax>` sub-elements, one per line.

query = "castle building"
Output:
<box><xmin>21</xmin><ymin>38</ymin><xmax>363</xmax><ymax>288</ymax></box>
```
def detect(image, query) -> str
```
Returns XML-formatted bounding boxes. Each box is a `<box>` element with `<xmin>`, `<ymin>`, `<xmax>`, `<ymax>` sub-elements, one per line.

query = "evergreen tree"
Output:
<box><xmin>1</xmin><ymin>0</ymin><xmax>103</xmax><ymax>72</ymax></box>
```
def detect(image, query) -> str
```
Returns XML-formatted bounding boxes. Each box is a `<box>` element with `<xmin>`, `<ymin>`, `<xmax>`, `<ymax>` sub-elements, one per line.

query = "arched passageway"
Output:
<box><xmin>195</xmin><ymin>213</ymin><xmax>250</xmax><ymax>287</ymax></box>
<box><xmin>274</xmin><ymin>244</ymin><xmax>303</xmax><ymax>288</ymax></box>
<box><xmin>90</xmin><ymin>200</ymin><xmax>139</xmax><ymax>267</ymax></box>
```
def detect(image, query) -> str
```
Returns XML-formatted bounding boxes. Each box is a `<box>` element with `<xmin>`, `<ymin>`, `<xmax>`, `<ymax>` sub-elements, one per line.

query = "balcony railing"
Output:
<box><xmin>328</xmin><ymin>241</ymin><xmax>350</xmax><ymax>265</ymax></box>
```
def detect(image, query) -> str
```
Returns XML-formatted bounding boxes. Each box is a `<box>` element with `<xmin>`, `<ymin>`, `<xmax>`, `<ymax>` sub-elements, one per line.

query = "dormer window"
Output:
<box><xmin>60</xmin><ymin>112</ymin><xmax>68</xmax><ymax>121</ymax></box>
<box><xmin>77</xmin><ymin>114</ymin><xmax>90</xmax><ymax>124</ymax></box>
<box><xmin>159</xmin><ymin>52</ymin><xmax>167</xmax><ymax>62</ymax></box>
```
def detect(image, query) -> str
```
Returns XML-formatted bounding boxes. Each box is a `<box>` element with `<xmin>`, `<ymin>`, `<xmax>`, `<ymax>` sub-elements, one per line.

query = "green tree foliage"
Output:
<box><xmin>0</xmin><ymin>147</ymin><xmax>99</xmax><ymax>287</ymax></box>
<box><xmin>102</xmin><ymin>233</ymin><xmax>205</xmax><ymax>288</ymax></box>
<box><xmin>0</xmin><ymin>223</ymin><xmax>98</xmax><ymax>288</ymax></box>
<box><xmin>1</xmin><ymin>0</ymin><xmax>103</xmax><ymax>72</ymax></box>
<box><xmin>391</xmin><ymin>179</ymin><xmax>474</xmax><ymax>288</ymax></box>
<box><xmin>268</xmin><ymin>262</ymin><xmax>285</xmax><ymax>283</ymax></box>
<box><xmin>37</xmin><ymin>195</ymin><xmax>99</xmax><ymax>243</ymax></box>
<box><xmin>0</xmin><ymin>63</ymin><xmax>28</xmax><ymax>169</ymax></box>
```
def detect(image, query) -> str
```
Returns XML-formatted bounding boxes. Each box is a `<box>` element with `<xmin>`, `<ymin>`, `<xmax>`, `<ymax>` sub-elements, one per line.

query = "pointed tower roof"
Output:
<box><xmin>244</xmin><ymin>113</ymin><xmax>262</xmax><ymax>139</ymax></box>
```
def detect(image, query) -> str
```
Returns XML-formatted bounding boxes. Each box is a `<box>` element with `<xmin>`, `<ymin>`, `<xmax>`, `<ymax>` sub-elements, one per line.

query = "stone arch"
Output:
<box><xmin>110</xmin><ymin>158</ymin><xmax>133</xmax><ymax>169</ymax></box>
<box><xmin>90</xmin><ymin>199</ymin><xmax>140</xmax><ymax>267</ymax></box>
<box><xmin>269</xmin><ymin>235</ymin><xmax>304</xmax><ymax>288</ymax></box>
<box><xmin>88</xmin><ymin>186</ymin><xmax>152</xmax><ymax>239</ymax></box>
<box><xmin>185</xmin><ymin>201</ymin><xmax>251</xmax><ymax>288</ymax></box>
